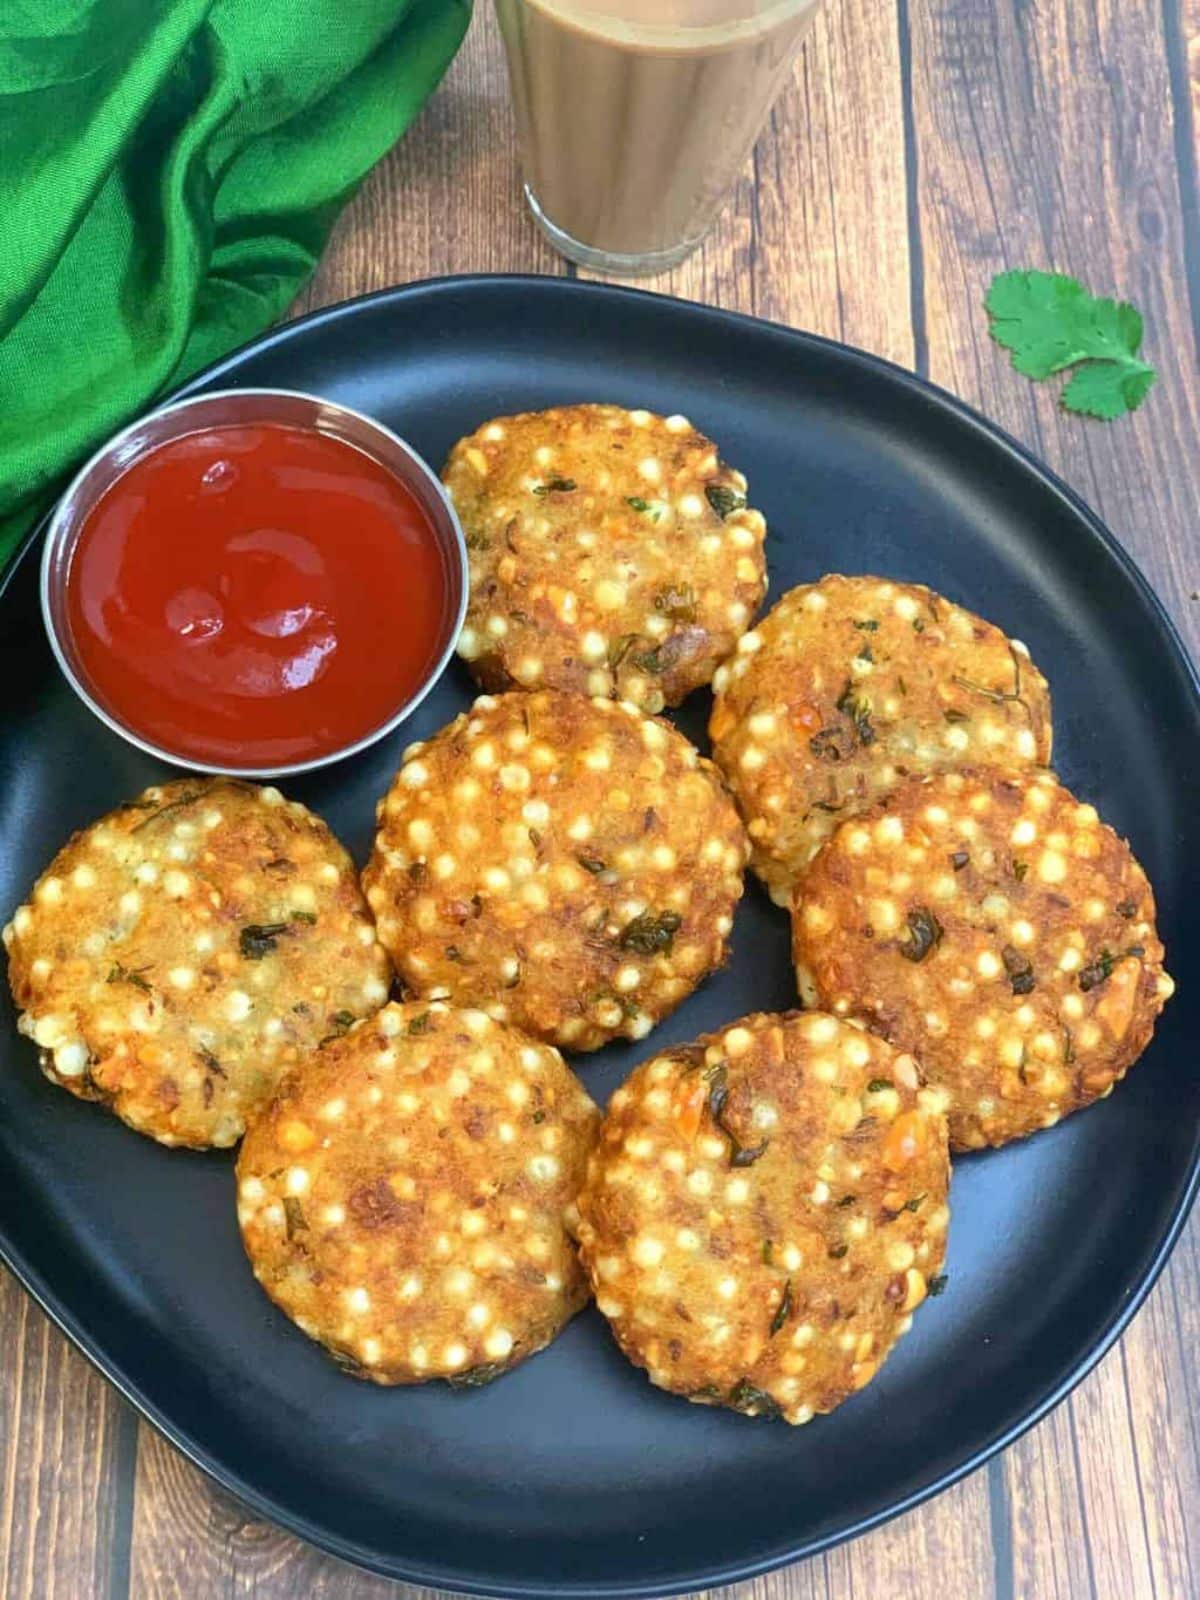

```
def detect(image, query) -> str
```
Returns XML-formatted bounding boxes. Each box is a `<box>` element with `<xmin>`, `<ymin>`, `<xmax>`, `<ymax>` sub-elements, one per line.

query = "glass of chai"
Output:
<box><xmin>494</xmin><ymin>0</ymin><xmax>822</xmax><ymax>276</ymax></box>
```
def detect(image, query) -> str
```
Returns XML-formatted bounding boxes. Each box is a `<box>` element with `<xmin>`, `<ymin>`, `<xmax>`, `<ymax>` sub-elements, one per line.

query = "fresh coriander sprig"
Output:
<box><xmin>985</xmin><ymin>270</ymin><xmax>1156</xmax><ymax>420</ymax></box>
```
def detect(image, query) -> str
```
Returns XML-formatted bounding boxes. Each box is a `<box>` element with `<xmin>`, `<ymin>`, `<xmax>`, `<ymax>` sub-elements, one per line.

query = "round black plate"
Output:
<box><xmin>1</xmin><ymin>277</ymin><xmax>1198</xmax><ymax>1598</ymax></box>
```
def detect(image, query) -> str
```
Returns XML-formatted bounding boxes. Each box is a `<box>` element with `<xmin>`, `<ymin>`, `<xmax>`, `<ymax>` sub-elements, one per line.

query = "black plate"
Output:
<box><xmin>2</xmin><ymin>276</ymin><xmax>1198</xmax><ymax>1598</ymax></box>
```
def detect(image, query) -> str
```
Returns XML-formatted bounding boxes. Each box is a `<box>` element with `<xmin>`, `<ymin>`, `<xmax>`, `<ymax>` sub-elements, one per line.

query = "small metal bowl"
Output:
<box><xmin>41</xmin><ymin>388</ymin><xmax>468</xmax><ymax>779</ymax></box>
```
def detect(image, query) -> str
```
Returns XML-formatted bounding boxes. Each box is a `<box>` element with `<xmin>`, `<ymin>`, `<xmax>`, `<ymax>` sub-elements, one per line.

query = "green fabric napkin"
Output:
<box><xmin>0</xmin><ymin>0</ymin><xmax>471</xmax><ymax>570</ymax></box>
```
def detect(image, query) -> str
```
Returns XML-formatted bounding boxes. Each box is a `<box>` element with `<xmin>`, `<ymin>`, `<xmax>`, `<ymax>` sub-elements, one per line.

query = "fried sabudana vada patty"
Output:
<box><xmin>709</xmin><ymin>575</ymin><xmax>1053</xmax><ymax>904</ymax></box>
<box><xmin>363</xmin><ymin>691</ymin><xmax>748</xmax><ymax>1051</ymax></box>
<box><xmin>237</xmin><ymin>1001</ymin><xmax>600</xmax><ymax>1385</ymax></box>
<box><xmin>3</xmin><ymin>779</ymin><xmax>390</xmax><ymax>1148</ymax></box>
<box><xmin>793</xmin><ymin>769</ymin><xmax>1174</xmax><ymax>1150</ymax></box>
<box><xmin>444</xmin><ymin>404</ymin><xmax>767</xmax><ymax>712</ymax></box>
<box><xmin>574</xmin><ymin>1011</ymin><xmax>950</xmax><ymax>1423</ymax></box>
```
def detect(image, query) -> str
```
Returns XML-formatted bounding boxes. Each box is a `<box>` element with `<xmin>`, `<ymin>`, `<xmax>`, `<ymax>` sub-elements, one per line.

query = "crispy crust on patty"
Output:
<box><xmin>709</xmin><ymin>575</ymin><xmax>1053</xmax><ymax>904</ymax></box>
<box><xmin>3</xmin><ymin>779</ymin><xmax>390</xmax><ymax>1148</ymax></box>
<box><xmin>574</xmin><ymin>1011</ymin><xmax>950</xmax><ymax>1423</ymax></box>
<box><xmin>363</xmin><ymin>691</ymin><xmax>749</xmax><ymax>1051</ymax></box>
<box><xmin>444</xmin><ymin>404</ymin><xmax>768</xmax><ymax>711</ymax></box>
<box><xmin>793</xmin><ymin>768</ymin><xmax>1174</xmax><ymax>1150</ymax></box>
<box><xmin>236</xmin><ymin>1001</ymin><xmax>600</xmax><ymax>1385</ymax></box>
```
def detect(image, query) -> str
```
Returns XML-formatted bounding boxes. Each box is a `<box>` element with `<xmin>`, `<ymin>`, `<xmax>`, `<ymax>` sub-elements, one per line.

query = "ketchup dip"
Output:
<box><xmin>43</xmin><ymin>393</ymin><xmax>467</xmax><ymax>775</ymax></box>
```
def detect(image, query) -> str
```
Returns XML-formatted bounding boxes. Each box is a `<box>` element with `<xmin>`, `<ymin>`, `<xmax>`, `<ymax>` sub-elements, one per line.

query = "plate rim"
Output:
<box><xmin>2</xmin><ymin>272</ymin><xmax>1198</xmax><ymax>1598</ymax></box>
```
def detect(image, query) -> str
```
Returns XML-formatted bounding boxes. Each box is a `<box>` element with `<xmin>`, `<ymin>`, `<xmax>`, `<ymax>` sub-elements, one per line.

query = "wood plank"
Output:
<box><xmin>577</xmin><ymin>0</ymin><xmax>915</xmax><ymax>365</ymax></box>
<box><xmin>1120</xmin><ymin>1211</ymin><xmax>1200</xmax><ymax>1600</ymax></box>
<box><xmin>909</xmin><ymin>1</ymin><xmax>1200</xmax><ymax>1597</ymax></box>
<box><xmin>296</xmin><ymin>4</ymin><xmax>556</xmax><ymax>315</ymax></box>
<box><xmin>1063</xmin><ymin>1348</ymin><xmax>1156</xmax><ymax>1600</ymax></box>
<box><xmin>1002</xmin><ymin>1398</ymin><xmax>1093</xmax><ymax>1600</ymax></box>
<box><xmin>0</xmin><ymin>1267</ymin><xmax>136</xmax><ymax>1600</ymax></box>
<box><xmin>823</xmin><ymin>1473</ymin><xmax>998</xmax><ymax>1600</ymax></box>
<box><xmin>1182</xmin><ymin>0</ymin><xmax>1200</xmax><ymax>166</ymax></box>
<box><xmin>128</xmin><ymin>1426</ymin><xmax>423</xmax><ymax>1599</ymax></box>
<box><xmin>909</xmin><ymin>0</ymin><xmax>1200</xmax><ymax>641</ymax></box>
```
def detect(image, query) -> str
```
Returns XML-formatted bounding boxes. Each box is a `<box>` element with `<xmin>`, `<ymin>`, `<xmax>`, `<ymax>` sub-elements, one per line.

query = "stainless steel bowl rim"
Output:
<box><xmin>39</xmin><ymin>387</ymin><xmax>469</xmax><ymax>779</ymax></box>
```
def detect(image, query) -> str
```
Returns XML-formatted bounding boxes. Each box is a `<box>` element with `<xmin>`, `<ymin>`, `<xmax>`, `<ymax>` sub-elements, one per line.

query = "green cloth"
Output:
<box><xmin>0</xmin><ymin>0</ymin><xmax>471</xmax><ymax>569</ymax></box>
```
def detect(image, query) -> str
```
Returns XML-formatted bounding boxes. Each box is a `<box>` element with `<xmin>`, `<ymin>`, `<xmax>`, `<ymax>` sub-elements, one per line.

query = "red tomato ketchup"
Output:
<box><xmin>64</xmin><ymin>423</ymin><xmax>454</xmax><ymax>769</ymax></box>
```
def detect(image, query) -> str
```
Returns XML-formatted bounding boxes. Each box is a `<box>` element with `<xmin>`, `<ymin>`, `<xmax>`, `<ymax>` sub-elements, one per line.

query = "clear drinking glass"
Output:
<box><xmin>494</xmin><ymin>0</ymin><xmax>822</xmax><ymax>276</ymax></box>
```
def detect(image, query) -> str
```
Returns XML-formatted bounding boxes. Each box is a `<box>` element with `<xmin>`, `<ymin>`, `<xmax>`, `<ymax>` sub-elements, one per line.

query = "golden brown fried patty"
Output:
<box><xmin>363</xmin><ymin>691</ymin><xmax>748</xmax><ymax>1051</ymax></box>
<box><xmin>709</xmin><ymin>575</ymin><xmax>1053</xmax><ymax>904</ymax></box>
<box><xmin>3</xmin><ymin>779</ymin><xmax>390</xmax><ymax>1148</ymax></box>
<box><xmin>237</xmin><ymin>1001</ymin><xmax>600</xmax><ymax>1385</ymax></box>
<box><xmin>444</xmin><ymin>404</ymin><xmax>768</xmax><ymax>711</ymax></box>
<box><xmin>793</xmin><ymin>769</ymin><xmax>1174</xmax><ymax>1150</ymax></box>
<box><xmin>575</xmin><ymin>1011</ymin><xmax>950</xmax><ymax>1423</ymax></box>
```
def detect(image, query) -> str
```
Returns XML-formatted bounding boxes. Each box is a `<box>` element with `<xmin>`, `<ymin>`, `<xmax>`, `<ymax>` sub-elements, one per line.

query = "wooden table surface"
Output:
<box><xmin>3</xmin><ymin>2</ymin><xmax>1199</xmax><ymax>1596</ymax></box>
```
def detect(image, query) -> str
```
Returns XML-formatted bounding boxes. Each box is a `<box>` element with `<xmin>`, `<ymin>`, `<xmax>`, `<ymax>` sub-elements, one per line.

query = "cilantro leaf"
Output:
<box><xmin>1061</xmin><ymin>361</ymin><xmax>1157</xmax><ymax>420</ymax></box>
<box><xmin>986</xmin><ymin>270</ymin><xmax>1090</xmax><ymax>378</ymax></box>
<box><xmin>985</xmin><ymin>270</ymin><xmax>1156</xmax><ymax>419</ymax></box>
